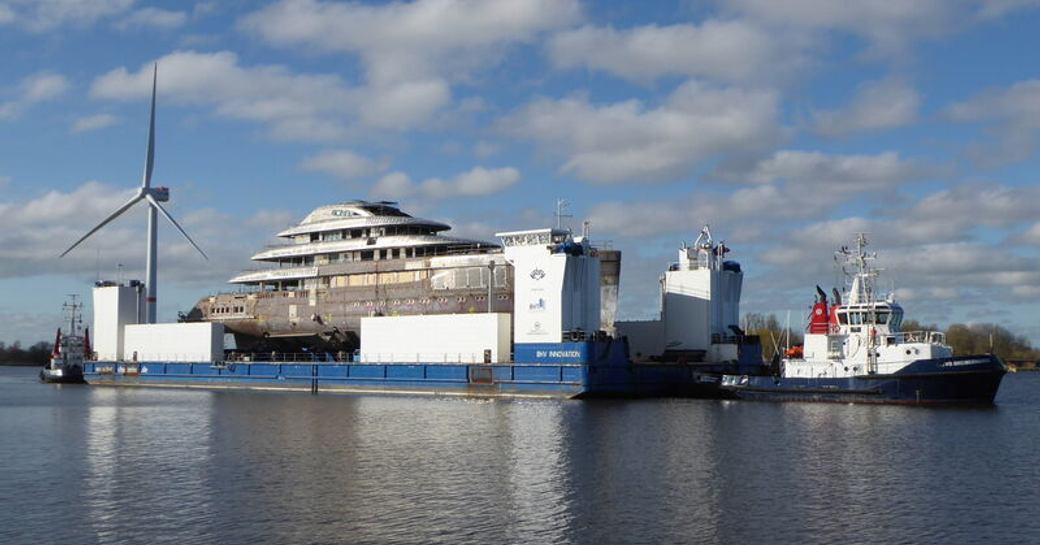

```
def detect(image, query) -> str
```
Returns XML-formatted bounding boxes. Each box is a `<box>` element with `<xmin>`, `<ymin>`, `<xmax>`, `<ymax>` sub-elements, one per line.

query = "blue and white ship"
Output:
<box><xmin>715</xmin><ymin>234</ymin><xmax>1007</xmax><ymax>404</ymax></box>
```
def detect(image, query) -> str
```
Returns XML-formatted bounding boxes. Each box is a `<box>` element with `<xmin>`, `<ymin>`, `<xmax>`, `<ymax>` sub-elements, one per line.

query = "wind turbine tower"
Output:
<box><xmin>61</xmin><ymin>64</ymin><xmax>207</xmax><ymax>324</ymax></box>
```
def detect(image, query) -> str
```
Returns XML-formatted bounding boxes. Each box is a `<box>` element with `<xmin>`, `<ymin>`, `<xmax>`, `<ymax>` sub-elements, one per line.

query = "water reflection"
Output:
<box><xmin>83</xmin><ymin>388</ymin><xmax>216</xmax><ymax>544</ymax></box>
<box><xmin>2</xmin><ymin>368</ymin><xmax>1039</xmax><ymax>545</ymax></box>
<box><xmin>502</xmin><ymin>401</ymin><xmax>570</xmax><ymax>544</ymax></box>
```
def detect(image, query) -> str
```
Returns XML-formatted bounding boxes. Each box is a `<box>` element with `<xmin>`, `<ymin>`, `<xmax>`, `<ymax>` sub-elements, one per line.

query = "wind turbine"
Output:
<box><xmin>61</xmin><ymin>64</ymin><xmax>207</xmax><ymax>324</ymax></box>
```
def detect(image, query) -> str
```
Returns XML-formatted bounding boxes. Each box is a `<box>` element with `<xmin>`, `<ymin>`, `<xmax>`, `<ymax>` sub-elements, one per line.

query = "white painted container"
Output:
<box><xmin>92</xmin><ymin>283</ymin><xmax>143</xmax><ymax>361</ymax></box>
<box><xmin>123</xmin><ymin>323</ymin><xmax>225</xmax><ymax>362</ymax></box>
<box><xmin>360</xmin><ymin>313</ymin><xmax>511</xmax><ymax>363</ymax></box>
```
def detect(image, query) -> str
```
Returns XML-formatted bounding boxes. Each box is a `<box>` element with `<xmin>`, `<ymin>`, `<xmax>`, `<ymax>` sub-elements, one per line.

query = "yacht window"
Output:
<box><xmin>876</xmin><ymin>312</ymin><xmax>889</xmax><ymax>325</ymax></box>
<box><xmin>837</xmin><ymin>312</ymin><xmax>848</xmax><ymax>325</ymax></box>
<box><xmin>850</xmin><ymin>312</ymin><xmax>863</xmax><ymax>325</ymax></box>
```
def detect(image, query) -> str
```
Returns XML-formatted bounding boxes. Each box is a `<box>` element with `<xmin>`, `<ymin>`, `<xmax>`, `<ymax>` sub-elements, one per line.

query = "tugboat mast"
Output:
<box><xmin>62</xmin><ymin>295</ymin><xmax>82</xmax><ymax>337</ymax></box>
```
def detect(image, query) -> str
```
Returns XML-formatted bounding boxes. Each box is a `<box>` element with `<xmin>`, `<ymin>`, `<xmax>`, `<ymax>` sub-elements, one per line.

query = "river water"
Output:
<box><xmin>1</xmin><ymin>366</ymin><xmax>1037</xmax><ymax>545</ymax></box>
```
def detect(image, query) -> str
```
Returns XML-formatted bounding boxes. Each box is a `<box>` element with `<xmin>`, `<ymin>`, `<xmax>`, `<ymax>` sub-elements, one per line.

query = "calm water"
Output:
<box><xmin>1</xmin><ymin>366</ymin><xmax>1038</xmax><ymax>545</ymax></box>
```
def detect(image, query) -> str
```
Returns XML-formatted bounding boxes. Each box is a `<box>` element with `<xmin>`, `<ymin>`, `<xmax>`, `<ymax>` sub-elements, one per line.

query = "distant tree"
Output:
<box><xmin>744</xmin><ymin>312</ymin><xmax>803</xmax><ymax>360</ymax></box>
<box><xmin>0</xmin><ymin>340</ymin><xmax>53</xmax><ymax>366</ymax></box>
<box><xmin>899</xmin><ymin>319</ymin><xmax>1037</xmax><ymax>362</ymax></box>
<box><xmin>899</xmin><ymin>319</ymin><xmax>938</xmax><ymax>333</ymax></box>
<box><xmin>945</xmin><ymin>323</ymin><xmax>1037</xmax><ymax>361</ymax></box>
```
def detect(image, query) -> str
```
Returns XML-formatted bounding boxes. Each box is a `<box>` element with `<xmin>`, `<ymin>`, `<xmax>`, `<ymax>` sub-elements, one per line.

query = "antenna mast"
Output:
<box><xmin>555</xmin><ymin>198</ymin><xmax>572</xmax><ymax>231</ymax></box>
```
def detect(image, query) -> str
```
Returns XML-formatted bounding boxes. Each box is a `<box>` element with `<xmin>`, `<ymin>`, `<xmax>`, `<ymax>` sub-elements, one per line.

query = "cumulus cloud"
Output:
<box><xmin>587</xmin><ymin>177</ymin><xmax>1040</xmax><ymax>332</ymax></box>
<box><xmin>719</xmin><ymin>150</ymin><xmax>930</xmax><ymax>199</ymax></box>
<box><xmin>71</xmin><ymin>113</ymin><xmax>118</xmax><ymax>133</ymax></box>
<box><xmin>371</xmin><ymin>166</ymin><xmax>520</xmax><ymax>200</ymax></box>
<box><xmin>114</xmin><ymin>7</ymin><xmax>187</xmax><ymax>30</ymax></box>
<box><xmin>0</xmin><ymin>71</ymin><xmax>69</xmax><ymax>120</ymax></box>
<box><xmin>0</xmin><ymin>181</ymin><xmax>291</xmax><ymax>288</ymax></box>
<box><xmin>239</xmin><ymin>0</ymin><xmax>581</xmax><ymax>129</ymax></box>
<box><xmin>945</xmin><ymin>79</ymin><xmax>1040</xmax><ymax>163</ymax></box>
<box><xmin>812</xmin><ymin>78</ymin><xmax>920</xmax><ymax>136</ymax></box>
<box><xmin>504</xmin><ymin>81</ymin><xmax>781</xmax><ymax>183</ymax></box>
<box><xmin>548</xmin><ymin>20</ymin><xmax>806</xmax><ymax>84</ymax></box>
<box><xmin>90</xmin><ymin>51</ymin><xmax>358</xmax><ymax>141</ymax></box>
<box><xmin>300</xmin><ymin>150</ymin><xmax>389</xmax><ymax>180</ymax></box>
<box><xmin>718</xmin><ymin>0</ymin><xmax>967</xmax><ymax>53</ymax></box>
<box><xmin>1018</xmin><ymin>222</ymin><xmax>1040</xmax><ymax>245</ymax></box>
<box><xmin>0</xmin><ymin>0</ymin><xmax>135</xmax><ymax>31</ymax></box>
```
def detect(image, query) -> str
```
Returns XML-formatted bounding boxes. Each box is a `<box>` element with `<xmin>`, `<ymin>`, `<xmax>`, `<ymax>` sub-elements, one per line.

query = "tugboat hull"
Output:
<box><xmin>716</xmin><ymin>355</ymin><xmax>1007</xmax><ymax>405</ymax></box>
<box><xmin>39</xmin><ymin>365</ymin><xmax>86</xmax><ymax>384</ymax></box>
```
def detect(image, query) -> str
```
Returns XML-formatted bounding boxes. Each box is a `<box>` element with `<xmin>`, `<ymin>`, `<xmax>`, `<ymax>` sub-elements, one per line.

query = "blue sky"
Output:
<box><xmin>2</xmin><ymin>0</ymin><xmax>1039</xmax><ymax>346</ymax></box>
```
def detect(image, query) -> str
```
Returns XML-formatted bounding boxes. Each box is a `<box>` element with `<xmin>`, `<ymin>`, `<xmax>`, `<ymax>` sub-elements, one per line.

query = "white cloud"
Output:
<box><xmin>1019</xmin><ymin>222</ymin><xmax>1040</xmax><ymax>245</ymax></box>
<box><xmin>945</xmin><ymin>79</ymin><xmax>1040</xmax><ymax>163</ymax></box>
<box><xmin>71</xmin><ymin>113</ymin><xmax>118</xmax><ymax>133</ymax></box>
<box><xmin>115</xmin><ymin>7</ymin><xmax>187</xmax><ymax>30</ymax></box>
<box><xmin>239</xmin><ymin>0</ymin><xmax>581</xmax><ymax>129</ymax></box>
<box><xmin>90</xmin><ymin>51</ymin><xmax>358</xmax><ymax>141</ymax></box>
<box><xmin>300</xmin><ymin>150</ymin><xmax>389</xmax><ymax>180</ymax></box>
<box><xmin>548</xmin><ymin>20</ymin><xmax>806</xmax><ymax>84</ymax></box>
<box><xmin>721</xmin><ymin>150</ymin><xmax>929</xmax><ymax>197</ymax></box>
<box><xmin>371</xmin><ymin>166</ymin><xmax>520</xmax><ymax>200</ymax></box>
<box><xmin>717</xmin><ymin>1</ymin><xmax>1040</xmax><ymax>58</ymax></box>
<box><xmin>719</xmin><ymin>0</ymin><xmax>961</xmax><ymax>53</ymax></box>
<box><xmin>812</xmin><ymin>78</ymin><xmax>920</xmax><ymax>136</ymax></box>
<box><xmin>0</xmin><ymin>181</ymin><xmax>292</xmax><ymax>289</ymax></box>
<box><xmin>504</xmin><ymin>80</ymin><xmax>781</xmax><ymax>183</ymax></box>
<box><xmin>0</xmin><ymin>71</ymin><xmax>69</xmax><ymax>120</ymax></box>
<box><xmin>0</xmin><ymin>0</ymin><xmax>135</xmax><ymax>31</ymax></box>
<box><xmin>473</xmin><ymin>140</ymin><xmax>499</xmax><ymax>159</ymax></box>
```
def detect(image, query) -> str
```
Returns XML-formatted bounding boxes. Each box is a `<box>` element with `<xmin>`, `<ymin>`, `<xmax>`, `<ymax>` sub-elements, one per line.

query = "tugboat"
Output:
<box><xmin>716</xmin><ymin>234</ymin><xmax>1007</xmax><ymax>404</ymax></box>
<box><xmin>40</xmin><ymin>296</ymin><xmax>89</xmax><ymax>384</ymax></box>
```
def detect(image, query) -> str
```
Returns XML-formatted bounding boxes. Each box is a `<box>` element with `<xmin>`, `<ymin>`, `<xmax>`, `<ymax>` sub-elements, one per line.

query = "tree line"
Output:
<box><xmin>744</xmin><ymin>313</ymin><xmax>1038</xmax><ymax>363</ymax></box>
<box><xmin>0</xmin><ymin>341</ymin><xmax>53</xmax><ymax>366</ymax></box>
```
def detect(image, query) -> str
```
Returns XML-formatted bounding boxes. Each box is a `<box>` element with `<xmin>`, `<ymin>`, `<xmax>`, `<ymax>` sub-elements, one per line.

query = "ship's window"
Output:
<box><xmin>849</xmin><ymin>312</ymin><xmax>862</xmax><ymax>325</ymax></box>
<box><xmin>837</xmin><ymin>312</ymin><xmax>848</xmax><ymax>325</ymax></box>
<box><xmin>876</xmin><ymin>312</ymin><xmax>890</xmax><ymax>325</ymax></box>
<box><xmin>431</xmin><ymin>269</ymin><xmax>453</xmax><ymax>290</ymax></box>
<box><xmin>391</xmin><ymin>248</ymin><xmax>400</xmax><ymax>259</ymax></box>
<box><xmin>890</xmin><ymin>308</ymin><xmax>904</xmax><ymax>331</ymax></box>
<box><xmin>360</xmin><ymin>250</ymin><xmax>373</xmax><ymax>261</ymax></box>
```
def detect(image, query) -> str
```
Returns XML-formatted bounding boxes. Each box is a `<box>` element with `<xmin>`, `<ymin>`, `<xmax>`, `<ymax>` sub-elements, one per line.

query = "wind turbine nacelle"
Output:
<box><xmin>152</xmin><ymin>187</ymin><xmax>170</xmax><ymax>202</ymax></box>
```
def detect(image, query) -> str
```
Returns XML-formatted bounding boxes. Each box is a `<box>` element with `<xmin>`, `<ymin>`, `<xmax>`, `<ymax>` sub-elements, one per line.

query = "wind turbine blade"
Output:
<box><xmin>142</xmin><ymin>63</ymin><xmax>157</xmax><ymax>189</ymax></box>
<box><xmin>59</xmin><ymin>194</ymin><xmax>144</xmax><ymax>258</ymax></box>
<box><xmin>145</xmin><ymin>194</ymin><xmax>208</xmax><ymax>260</ymax></box>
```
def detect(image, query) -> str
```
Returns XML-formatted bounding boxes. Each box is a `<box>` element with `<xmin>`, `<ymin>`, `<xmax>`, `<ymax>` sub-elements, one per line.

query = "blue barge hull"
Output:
<box><xmin>82</xmin><ymin>341</ymin><xmax>702</xmax><ymax>399</ymax></box>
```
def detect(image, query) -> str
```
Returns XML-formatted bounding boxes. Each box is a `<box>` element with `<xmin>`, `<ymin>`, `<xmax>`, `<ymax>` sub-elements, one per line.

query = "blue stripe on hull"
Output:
<box><xmin>715</xmin><ymin>355</ymin><xmax>1007</xmax><ymax>405</ymax></box>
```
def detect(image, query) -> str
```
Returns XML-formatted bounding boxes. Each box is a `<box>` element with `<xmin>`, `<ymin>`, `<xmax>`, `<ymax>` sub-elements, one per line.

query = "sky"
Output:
<box><xmin>1</xmin><ymin>0</ymin><xmax>1039</xmax><ymax>346</ymax></box>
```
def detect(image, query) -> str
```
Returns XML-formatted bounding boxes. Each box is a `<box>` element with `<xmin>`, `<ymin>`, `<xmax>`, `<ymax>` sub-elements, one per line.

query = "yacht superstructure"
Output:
<box><xmin>188</xmin><ymin>201</ymin><xmax>621</xmax><ymax>352</ymax></box>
